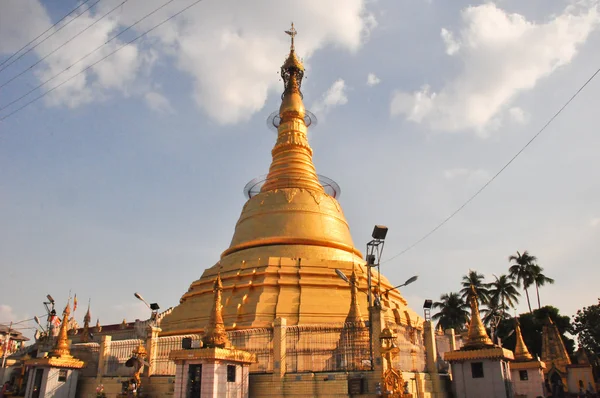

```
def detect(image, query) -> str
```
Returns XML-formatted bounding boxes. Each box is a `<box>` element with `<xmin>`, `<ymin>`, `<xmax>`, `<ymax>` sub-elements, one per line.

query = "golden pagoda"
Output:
<box><xmin>26</xmin><ymin>301</ymin><xmax>85</xmax><ymax>369</ymax></box>
<box><xmin>160</xmin><ymin>24</ymin><xmax>420</xmax><ymax>336</ymax></box>
<box><xmin>541</xmin><ymin>315</ymin><xmax>571</xmax><ymax>383</ymax></box>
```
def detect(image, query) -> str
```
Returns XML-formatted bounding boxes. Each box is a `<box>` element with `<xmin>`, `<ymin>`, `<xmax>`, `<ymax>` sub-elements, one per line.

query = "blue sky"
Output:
<box><xmin>1</xmin><ymin>0</ymin><xmax>599</xmax><ymax>339</ymax></box>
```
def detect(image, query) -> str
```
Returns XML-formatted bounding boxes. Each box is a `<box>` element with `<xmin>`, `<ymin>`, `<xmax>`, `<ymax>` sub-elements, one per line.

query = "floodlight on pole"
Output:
<box><xmin>46</xmin><ymin>295</ymin><xmax>55</xmax><ymax>304</ymax></box>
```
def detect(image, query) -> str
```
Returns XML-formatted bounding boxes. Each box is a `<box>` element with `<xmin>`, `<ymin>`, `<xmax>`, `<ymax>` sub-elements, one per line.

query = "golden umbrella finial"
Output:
<box><xmin>285</xmin><ymin>22</ymin><xmax>297</xmax><ymax>52</ymax></box>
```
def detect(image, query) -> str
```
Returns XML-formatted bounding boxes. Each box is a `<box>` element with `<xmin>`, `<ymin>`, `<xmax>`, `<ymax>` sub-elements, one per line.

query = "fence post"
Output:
<box><xmin>273</xmin><ymin>317</ymin><xmax>287</xmax><ymax>378</ymax></box>
<box><xmin>145</xmin><ymin>326</ymin><xmax>162</xmax><ymax>377</ymax></box>
<box><xmin>97</xmin><ymin>335</ymin><xmax>112</xmax><ymax>380</ymax></box>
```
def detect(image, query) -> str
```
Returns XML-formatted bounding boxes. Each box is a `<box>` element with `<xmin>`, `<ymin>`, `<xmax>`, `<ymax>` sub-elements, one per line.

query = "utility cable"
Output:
<box><xmin>383</xmin><ymin>66</ymin><xmax>600</xmax><ymax>264</ymax></box>
<box><xmin>0</xmin><ymin>0</ymin><xmax>180</xmax><ymax>116</ymax></box>
<box><xmin>0</xmin><ymin>0</ymin><xmax>95</xmax><ymax>69</ymax></box>
<box><xmin>0</xmin><ymin>0</ymin><xmax>102</xmax><ymax>74</ymax></box>
<box><xmin>0</xmin><ymin>0</ymin><xmax>132</xmax><ymax>90</ymax></box>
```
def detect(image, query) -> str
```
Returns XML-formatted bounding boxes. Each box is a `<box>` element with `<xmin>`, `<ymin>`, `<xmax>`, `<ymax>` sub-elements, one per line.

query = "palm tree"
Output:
<box><xmin>488</xmin><ymin>274</ymin><xmax>520</xmax><ymax>315</ymax></box>
<box><xmin>460</xmin><ymin>270</ymin><xmax>491</xmax><ymax>305</ymax></box>
<box><xmin>432</xmin><ymin>292</ymin><xmax>470</xmax><ymax>332</ymax></box>
<box><xmin>508</xmin><ymin>250</ymin><xmax>537</xmax><ymax>312</ymax></box>
<box><xmin>530</xmin><ymin>264</ymin><xmax>554</xmax><ymax>309</ymax></box>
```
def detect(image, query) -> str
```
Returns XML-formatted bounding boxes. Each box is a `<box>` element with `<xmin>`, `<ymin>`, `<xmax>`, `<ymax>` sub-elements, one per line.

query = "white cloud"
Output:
<box><xmin>145</xmin><ymin>91</ymin><xmax>174</xmax><ymax>114</ymax></box>
<box><xmin>0</xmin><ymin>304</ymin><xmax>18</xmax><ymax>323</ymax></box>
<box><xmin>590</xmin><ymin>218</ymin><xmax>600</xmax><ymax>227</ymax></box>
<box><xmin>0</xmin><ymin>0</ymin><xmax>51</xmax><ymax>54</ymax></box>
<box><xmin>508</xmin><ymin>106</ymin><xmax>528</xmax><ymax>124</ymax></box>
<box><xmin>0</xmin><ymin>0</ymin><xmax>375</xmax><ymax>123</ymax></box>
<box><xmin>367</xmin><ymin>73</ymin><xmax>381</xmax><ymax>86</ymax></box>
<box><xmin>440</xmin><ymin>28</ymin><xmax>460</xmax><ymax>55</ymax></box>
<box><xmin>443</xmin><ymin>168</ymin><xmax>490</xmax><ymax>181</ymax></box>
<box><xmin>391</xmin><ymin>3</ymin><xmax>600</xmax><ymax>133</ymax></box>
<box><xmin>312</xmin><ymin>79</ymin><xmax>349</xmax><ymax>114</ymax></box>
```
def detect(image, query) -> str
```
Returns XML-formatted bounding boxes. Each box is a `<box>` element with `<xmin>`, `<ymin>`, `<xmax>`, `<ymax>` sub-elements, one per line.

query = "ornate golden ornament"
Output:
<box><xmin>514</xmin><ymin>318</ymin><xmax>533</xmax><ymax>361</ymax></box>
<box><xmin>202</xmin><ymin>275</ymin><xmax>232</xmax><ymax>348</ymax></box>
<box><xmin>283</xmin><ymin>188</ymin><xmax>298</xmax><ymax>203</ymax></box>
<box><xmin>464</xmin><ymin>285</ymin><xmax>494</xmax><ymax>349</ymax></box>
<box><xmin>380</xmin><ymin>328</ymin><xmax>408</xmax><ymax>398</ymax></box>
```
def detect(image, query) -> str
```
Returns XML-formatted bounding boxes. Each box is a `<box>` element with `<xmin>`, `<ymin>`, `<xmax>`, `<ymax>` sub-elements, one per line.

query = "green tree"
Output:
<box><xmin>530</xmin><ymin>264</ymin><xmax>554</xmax><ymax>309</ymax></box>
<box><xmin>572</xmin><ymin>298</ymin><xmax>600</xmax><ymax>355</ymax></box>
<box><xmin>496</xmin><ymin>306</ymin><xmax>575</xmax><ymax>359</ymax></box>
<box><xmin>508</xmin><ymin>250</ymin><xmax>537</xmax><ymax>312</ymax></box>
<box><xmin>488</xmin><ymin>274</ymin><xmax>521</xmax><ymax>316</ymax></box>
<box><xmin>460</xmin><ymin>270</ymin><xmax>490</xmax><ymax>305</ymax></box>
<box><xmin>432</xmin><ymin>292</ymin><xmax>470</xmax><ymax>332</ymax></box>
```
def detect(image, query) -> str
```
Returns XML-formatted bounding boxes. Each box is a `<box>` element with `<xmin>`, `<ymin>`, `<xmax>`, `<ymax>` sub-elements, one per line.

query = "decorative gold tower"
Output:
<box><xmin>463</xmin><ymin>285</ymin><xmax>494</xmax><ymax>349</ymax></box>
<box><xmin>513</xmin><ymin>318</ymin><xmax>533</xmax><ymax>361</ymax></box>
<box><xmin>160</xmin><ymin>24</ymin><xmax>421</xmax><ymax>335</ymax></box>
<box><xmin>81</xmin><ymin>303</ymin><xmax>92</xmax><ymax>343</ymax></box>
<box><xmin>26</xmin><ymin>301</ymin><xmax>85</xmax><ymax>369</ymax></box>
<box><xmin>541</xmin><ymin>315</ymin><xmax>571</xmax><ymax>382</ymax></box>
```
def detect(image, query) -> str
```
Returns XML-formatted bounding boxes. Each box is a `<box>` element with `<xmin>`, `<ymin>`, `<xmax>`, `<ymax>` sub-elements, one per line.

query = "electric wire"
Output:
<box><xmin>383</xmin><ymin>66</ymin><xmax>600</xmax><ymax>264</ymax></box>
<box><xmin>0</xmin><ymin>0</ymin><xmax>180</xmax><ymax>116</ymax></box>
<box><xmin>0</xmin><ymin>0</ymin><xmax>133</xmax><ymax>90</ymax></box>
<box><xmin>0</xmin><ymin>0</ymin><xmax>95</xmax><ymax>69</ymax></box>
<box><xmin>0</xmin><ymin>0</ymin><xmax>102</xmax><ymax>74</ymax></box>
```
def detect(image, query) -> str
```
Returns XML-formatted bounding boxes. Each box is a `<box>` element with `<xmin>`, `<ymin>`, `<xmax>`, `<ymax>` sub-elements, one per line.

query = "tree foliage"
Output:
<box><xmin>496</xmin><ymin>306</ymin><xmax>575</xmax><ymax>360</ymax></box>
<box><xmin>432</xmin><ymin>292</ymin><xmax>470</xmax><ymax>332</ymax></box>
<box><xmin>572</xmin><ymin>298</ymin><xmax>600</xmax><ymax>356</ymax></box>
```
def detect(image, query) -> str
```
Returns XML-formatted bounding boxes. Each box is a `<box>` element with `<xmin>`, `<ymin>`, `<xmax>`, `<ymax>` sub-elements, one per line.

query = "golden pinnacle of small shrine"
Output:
<box><xmin>464</xmin><ymin>285</ymin><xmax>494</xmax><ymax>349</ymax></box>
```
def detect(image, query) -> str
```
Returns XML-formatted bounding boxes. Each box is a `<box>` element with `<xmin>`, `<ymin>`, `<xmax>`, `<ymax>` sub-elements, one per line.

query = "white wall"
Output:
<box><xmin>511</xmin><ymin>367</ymin><xmax>544</xmax><ymax>398</ymax></box>
<box><xmin>451</xmin><ymin>359</ymin><xmax>511</xmax><ymax>398</ymax></box>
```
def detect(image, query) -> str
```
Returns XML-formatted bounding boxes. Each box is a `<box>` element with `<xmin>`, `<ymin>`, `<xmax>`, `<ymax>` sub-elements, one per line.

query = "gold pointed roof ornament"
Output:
<box><xmin>463</xmin><ymin>285</ymin><xmax>494</xmax><ymax>349</ymax></box>
<box><xmin>95</xmin><ymin>318</ymin><xmax>102</xmax><ymax>333</ymax></box>
<box><xmin>260</xmin><ymin>22</ymin><xmax>323</xmax><ymax>194</ymax></box>
<box><xmin>514</xmin><ymin>317</ymin><xmax>533</xmax><ymax>361</ymax></box>
<box><xmin>82</xmin><ymin>300</ymin><xmax>92</xmax><ymax>343</ymax></box>
<box><xmin>25</xmin><ymin>300</ymin><xmax>85</xmax><ymax>369</ymax></box>
<box><xmin>202</xmin><ymin>274</ymin><xmax>232</xmax><ymax>348</ymax></box>
<box><xmin>52</xmin><ymin>301</ymin><xmax>72</xmax><ymax>358</ymax></box>
<box><xmin>345</xmin><ymin>266</ymin><xmax>365</xmax><ymax>326</ymax></box>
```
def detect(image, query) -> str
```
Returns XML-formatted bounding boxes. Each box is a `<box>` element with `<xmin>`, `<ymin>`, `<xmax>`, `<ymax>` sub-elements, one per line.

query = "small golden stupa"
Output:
<box><xmin>160</xmin><ymin>24</ymin><xmax>421</xmax><ymax>335</ymax></box>
<box><xmin>26</xmin><ymin>301</ymin><xmax>85</xmax><ymax>369</ymax></box>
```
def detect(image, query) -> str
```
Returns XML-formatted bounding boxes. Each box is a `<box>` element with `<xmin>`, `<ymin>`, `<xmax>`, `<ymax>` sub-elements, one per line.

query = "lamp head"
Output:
<box><xmin>404</xmin><ymin>275</ymin><xmax>419</xmax><ymax>286</ymax></box>
<box><xmin>423</xmin><ymin>299</ymin><xmax>433</xmax><ymax>309</ymax></box>
<box><xmin>46</xmin><ymin>294</ymin><xmax>55</xmax><ymax>304</ymax></box>
<box><xmin>335</xmin><ymin>269</ymin><xmax>349</xmax><ymax>284</ymax></box>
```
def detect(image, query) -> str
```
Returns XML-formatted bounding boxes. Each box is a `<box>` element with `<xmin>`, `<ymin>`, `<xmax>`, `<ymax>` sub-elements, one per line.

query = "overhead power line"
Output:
<box><xmin>0</xmin><ymin>0</ymin><xmax>180</xmax><ymax>115</ymax></box>
<box><xmin>0</xmin><ymin>0</ymin><xmax>95</xmax><ymax>69</ymax></box>
<box><xmin>0</xmin><ymin>0</ymin><xmax>102</xmax><ymax>74</ymax></box>
<box><xmin>383</xmin><ymin>66</ymin><xmax>600</xmax><ymax>264</ymax></box>
<box><xmin>0</xmin><ymin>0</ymin><xmax>133</xmax><ymax>90</ymax></box>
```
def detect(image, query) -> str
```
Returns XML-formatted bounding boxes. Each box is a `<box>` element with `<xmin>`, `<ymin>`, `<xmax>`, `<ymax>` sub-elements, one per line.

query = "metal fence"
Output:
<box><xmin>104</xmin><ymin>339</ymin><xmax>143</xmax><ymax>376</ymax></box>
<box><xmin>71</xmin><ymin>342</ymin><xmax>100</xmax><ymax>377</ymax></box>
<box><xmin>153</xmin><ymin>334</ymin><xmax>201</xmax><ymax>375</ymax></box>
<box><xmin>229</xmin><ymin>328</ymin><xmax>273</xmax><ymax>374</ymax></box>
<box><xmin>285</xmin><ymin>322</ymin><xmax>370</xmax><ymax>373</ymax></box>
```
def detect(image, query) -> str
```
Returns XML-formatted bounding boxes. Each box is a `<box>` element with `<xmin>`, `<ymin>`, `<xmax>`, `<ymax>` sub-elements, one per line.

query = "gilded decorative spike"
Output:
<box><xmin>464</xmin><ymin>285</ymin><xmax>494</xmax><ymax>349</ymax></box>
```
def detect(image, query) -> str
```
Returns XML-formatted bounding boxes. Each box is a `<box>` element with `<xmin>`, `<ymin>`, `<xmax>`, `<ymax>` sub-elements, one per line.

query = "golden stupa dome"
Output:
<box><xmin>160</xmin><ymin>24</ymin><xmax>420</xmax><ymax>336</ymax></box>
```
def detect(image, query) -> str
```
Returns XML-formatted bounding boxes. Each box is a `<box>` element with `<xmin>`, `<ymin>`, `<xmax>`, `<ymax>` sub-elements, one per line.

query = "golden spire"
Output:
<box><xmin>260</xmin><ymin>23</ymin><xmax>323</xmax><ymax>194</ymax></box>
<box><xmin>345</xmin><ymin>268</ymin><xmax>365</xmax><ymax>326</ymax></box>
<box><xmin>95</xmin><ymin>318</ymin><xmax>102</xmax><ymax>333</ymax></box>
<box><xmin>202</xmin><ymin>274</ymin><xmax>232</xmax><ymax>348</ymax></box>
<box><xmin>82</xmin><ymin>301</ymin><xmax>92</xmax><ymax>343</ymax></box>
<box><xmin>541</xmin><ymin>315</ymin><xmax>571</xmax><ymax>368</ymax></box>
<box><xmin>464</xmin><ymin>285</ymin><xmax>494</xmax><ymax>349</ymax></box>
<box><xmin>514</xmin><ymin>318</ymin><xmax>533</xmax><ymax>361</ymax></box>
<box><xmin>51</xmin><ymin>301</ymin><xmax>73</xmax><ymax>358</ymax></box>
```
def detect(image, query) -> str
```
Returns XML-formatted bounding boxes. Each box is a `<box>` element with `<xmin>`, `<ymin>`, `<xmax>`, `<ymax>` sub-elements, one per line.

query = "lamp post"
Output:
<box><xmin>134</xmin><ymin>293</ymin><xmax>160</xmax><ymax>326</ymax></box>
<box><xmin>365</xmin><ymin>225</ymin><xmax>388</xmax><ymax>308</ymax></box>
<box><xmin>335</xmin><ymin>266</ymin><xmax>418</xmax><ymax>372</ymax></box>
